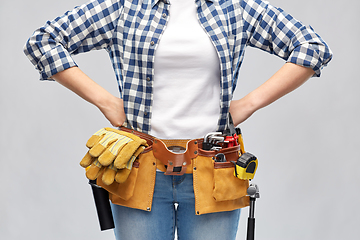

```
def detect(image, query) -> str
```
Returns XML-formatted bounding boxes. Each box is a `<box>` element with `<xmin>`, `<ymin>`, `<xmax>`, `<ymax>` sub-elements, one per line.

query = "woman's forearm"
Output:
<box><xmin>52</xmin><ymin>66</ymin><xmax>126</xmax><ymax>127</ymax></box>
<box><xmin>52</xmin><ymin>67</ymin><xmax>110</xmax><ymax>108</ymax></box>
<box><xmin>230</xmin><ymin>62</ymin><xmax>315</xmax><ymax>126</ymax></box>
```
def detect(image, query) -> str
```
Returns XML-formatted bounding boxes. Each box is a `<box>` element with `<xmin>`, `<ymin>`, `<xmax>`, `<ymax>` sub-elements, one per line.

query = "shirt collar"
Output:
<box><xmin>151</xmin><ymin>0</ymin><xmax>166</xmax><ymax>8</ymax></box>
<box><xmin>152</xmin><ymin>0</ymin><xmax>215</xmax><ymax>8</ymax></box>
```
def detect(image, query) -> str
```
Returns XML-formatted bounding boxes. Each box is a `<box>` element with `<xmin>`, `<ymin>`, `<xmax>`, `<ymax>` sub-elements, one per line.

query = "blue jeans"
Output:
<box><xmin>111</xmin><ymin>172</ymin><xmax>241</xmax><ymax>240</ymax></box>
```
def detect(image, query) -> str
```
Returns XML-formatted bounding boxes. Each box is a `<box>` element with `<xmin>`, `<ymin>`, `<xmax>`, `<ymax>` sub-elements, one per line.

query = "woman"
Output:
<box><xmin>24</xmin><ymin>0</ymin><xmax>332</xmax><ymax>239</ymax></box>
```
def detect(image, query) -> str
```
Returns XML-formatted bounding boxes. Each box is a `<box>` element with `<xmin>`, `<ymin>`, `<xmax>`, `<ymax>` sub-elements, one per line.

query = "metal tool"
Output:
<box><xmin>214</xmin><ymin>153</ymin><xmax>226</xmax><ymax>162</ymax></box>
<box><xmin>208</xmin><ymin>135</ymin><xmax>224</xmax><ymax>151</ymax></box>
<box><xmin>210</xmin><ymin>146</ymin><xmax>223</xmax><ymax>151</ymax></box>
<box><xmin>208</xmin><ymin>135</ymin><xmax>225</xmax><ymax>144</ymax></box>
<box><xmin>203</xmin><ymin>132</ymin><xmax>223</xmax><ymax>150</ymax></box>
<box><xmin>247</xmin><ymin>183</ymin><xmax>260</xmax><ymax>240</ymax></box>
<box><xmin>224</xmin><ymin>113</ymin><xmax>239</xmax><ymax>148</ymax></box>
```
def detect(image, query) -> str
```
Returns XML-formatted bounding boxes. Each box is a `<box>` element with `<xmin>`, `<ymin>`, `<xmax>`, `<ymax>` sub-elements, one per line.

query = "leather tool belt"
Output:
<box><xmin>97</xmin><ymin>126</ymin><xmax>250</xmax><ymax>215</ymax></box>
<box><xmin>118</xmin><ymin>127</ymin><xmax>240</xmax><ymax>175</ymax></box>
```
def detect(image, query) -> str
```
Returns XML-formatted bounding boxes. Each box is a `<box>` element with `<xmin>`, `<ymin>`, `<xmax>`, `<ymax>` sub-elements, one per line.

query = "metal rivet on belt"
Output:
<box><xmin>147</xmin><ymin>207</ymin><xmax>150</xmax><ymax>211</ymax></box>
<box><xmin>193</xmin><ymin>167</ymin><xmax>197</xmax><ymax>170</ymax></box>
<box><xmin>194</xmin><ymin>141</ymin><xmax>198</xmax><ymax>144</ymax></box>
<box><xmin>169</xmin><ymin>162</ymin><xmax>173</xmax><ymax>165</ymax></box>
<box><xmin>194</xmin><ymin>151</ymin><xmax>198</xmax><ymax>154</ymax></box>
<box><xmin>183</xmin><ymin>162</ymin><xmax>186</xmax><ymax>166</ymax></box>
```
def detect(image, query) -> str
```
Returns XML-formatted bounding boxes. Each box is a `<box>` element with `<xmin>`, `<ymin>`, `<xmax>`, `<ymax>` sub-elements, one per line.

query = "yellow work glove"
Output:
<box><xmin>113</xmin><ymin>145</ymin><xmax>145</xmax><ymax>183</ymax></box>
<box><xmin>80</xmin><ymin>128</ymin><xmax>147</xmax><ymax>185</ymax></box>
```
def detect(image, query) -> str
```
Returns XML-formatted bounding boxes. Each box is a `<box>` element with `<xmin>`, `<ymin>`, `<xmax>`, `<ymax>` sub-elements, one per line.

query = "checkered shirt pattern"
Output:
<box><xmin>24</xmin><ymin>0</ymin><xmax>332</xmax><ymax>134</ymax></box>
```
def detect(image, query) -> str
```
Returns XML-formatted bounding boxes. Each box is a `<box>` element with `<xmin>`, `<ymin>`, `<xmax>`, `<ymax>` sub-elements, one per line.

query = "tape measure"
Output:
<box><xmin>233</xmin><ymin>152</ymin><xmax>258</xmax><ymax>180</ymax></box>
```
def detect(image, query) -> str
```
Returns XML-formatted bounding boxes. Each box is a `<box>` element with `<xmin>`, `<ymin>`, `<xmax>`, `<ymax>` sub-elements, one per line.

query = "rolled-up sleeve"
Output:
<box><xmin>242</xmin><ymin>0</ymin><xmax>332</xmax><ymax>76</ymax></box>
<box><xmin>23</xmin><ymin>0</ymin><xmax>122</xmax><ymax>80</ymax></box>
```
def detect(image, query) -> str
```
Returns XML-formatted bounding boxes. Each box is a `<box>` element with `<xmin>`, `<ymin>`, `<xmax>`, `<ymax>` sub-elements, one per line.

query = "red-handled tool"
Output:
<box><xmin>224</xmin><ymin>113</ymin><xmax>239</xmax><ymax>148</ymax></box>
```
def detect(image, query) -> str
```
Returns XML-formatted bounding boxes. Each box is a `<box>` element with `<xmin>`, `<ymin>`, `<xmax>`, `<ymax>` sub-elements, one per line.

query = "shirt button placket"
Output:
<box><xmin>145</xmin><ymin>38</ymin><xmax>155</xmax><ymax>128</ymax></box>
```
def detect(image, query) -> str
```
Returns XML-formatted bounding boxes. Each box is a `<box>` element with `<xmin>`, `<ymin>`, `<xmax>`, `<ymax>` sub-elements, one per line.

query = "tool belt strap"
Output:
<box><xmin>118</xmin><ymin>127</ymin><xmax>240</xmax><ymax>175</ymax></box>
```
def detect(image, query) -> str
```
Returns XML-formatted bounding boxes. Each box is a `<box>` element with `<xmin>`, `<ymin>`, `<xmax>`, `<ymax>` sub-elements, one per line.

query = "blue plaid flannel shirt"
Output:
<box><xmin>24</xmin><ymin>0</ymin><xmax>332</xmax><ymax>134</ymax></box>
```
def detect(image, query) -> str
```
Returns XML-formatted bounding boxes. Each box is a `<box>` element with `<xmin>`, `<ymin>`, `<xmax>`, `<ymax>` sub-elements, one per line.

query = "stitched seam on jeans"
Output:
<box><xmin>171</xmin><ymin>206</ymin><xmax>175</xmax><ymax>240</ymax></box>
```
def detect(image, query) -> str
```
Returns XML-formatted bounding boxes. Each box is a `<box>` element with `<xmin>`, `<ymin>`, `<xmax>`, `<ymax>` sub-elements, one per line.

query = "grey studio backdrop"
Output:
<box><xmin>1</xmin><ymin>0</ymin><xmax>359</xmax><ymax>239</ymax></box>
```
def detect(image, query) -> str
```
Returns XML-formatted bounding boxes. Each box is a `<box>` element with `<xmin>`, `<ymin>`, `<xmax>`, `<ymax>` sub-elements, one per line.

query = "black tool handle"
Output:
<box><xmin>247</xmin><ymin>197</ymin><xmax>256</xmax><ymax>240</ymax></box>
<box><xmin>247</xmin><ymin>217</ymin><xmax>255</xmax><ymax>240</ymax></box>
<box><xmin>89</xmin><ymin>180</ymin><xmax>115</xmax><ymax>231</ymax></box>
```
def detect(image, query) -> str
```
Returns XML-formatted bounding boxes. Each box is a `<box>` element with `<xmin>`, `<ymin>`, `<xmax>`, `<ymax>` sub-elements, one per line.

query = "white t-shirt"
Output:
<box><xmin>150</xmin><ymin>0</ymin><xmax>221</xmax><ymax>139</ymax></box>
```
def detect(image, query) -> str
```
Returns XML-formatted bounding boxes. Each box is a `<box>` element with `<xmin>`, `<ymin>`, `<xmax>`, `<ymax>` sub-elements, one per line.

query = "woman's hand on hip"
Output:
<box><xmin>230</xmin><ymin>63</ymin><xmax>315</xmax><ymax>126</ymax></box>
<box><xmin>98</xmin><ymin>96</ymin><xmax>126</xmax><ymax>127</ymax></box>
<box><xmin>229</xmin><ymin>98</ymin><xmax>256</xmax><ymax>126</ymax></box>
<box><xmin>52</xmin><ymin>67</ymin><xmax>126</xmax><ymax>127</ymax></box>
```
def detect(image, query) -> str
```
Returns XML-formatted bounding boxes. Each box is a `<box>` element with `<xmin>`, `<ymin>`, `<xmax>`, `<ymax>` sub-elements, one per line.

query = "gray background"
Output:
<box><xmin>1</xmin><ymin>0</ymin><xmax>359</xmax><ymax>239</ymax></box>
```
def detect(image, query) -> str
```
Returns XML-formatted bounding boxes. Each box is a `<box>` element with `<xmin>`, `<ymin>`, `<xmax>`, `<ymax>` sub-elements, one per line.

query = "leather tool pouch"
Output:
<box><xmin>97</xmin><ymin>148</ymin><xmax>157</xmax><ymax>212</ymax></box>
<box><xmin>193</xmin><ymin>145</ymin><xmax>250</xmax><ymax>215</ymax></box>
